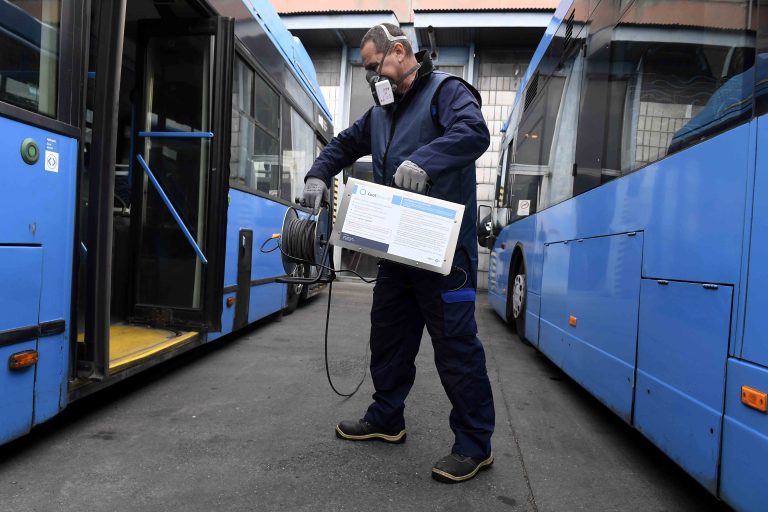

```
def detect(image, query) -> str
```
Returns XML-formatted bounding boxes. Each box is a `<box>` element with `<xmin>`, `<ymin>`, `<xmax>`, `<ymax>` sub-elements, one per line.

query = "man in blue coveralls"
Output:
<box><xmin>301</xmin><ymin>23</ymin><xmax>495</xmax><ymax>483</ymax></box>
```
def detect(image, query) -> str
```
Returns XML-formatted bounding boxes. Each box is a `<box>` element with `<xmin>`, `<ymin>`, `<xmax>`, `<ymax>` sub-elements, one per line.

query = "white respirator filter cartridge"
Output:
<box><xmin>375</xmin><ymin>79</ymin><xmax>395</xmax><ymax>106</ymax></box>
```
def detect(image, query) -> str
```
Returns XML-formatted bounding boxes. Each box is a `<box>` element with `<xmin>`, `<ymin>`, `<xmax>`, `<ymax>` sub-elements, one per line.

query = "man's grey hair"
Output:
<box><xmin>361</xmin><ymin>23</ymin><xmax>413</xmax><ymax>56</ymax></box>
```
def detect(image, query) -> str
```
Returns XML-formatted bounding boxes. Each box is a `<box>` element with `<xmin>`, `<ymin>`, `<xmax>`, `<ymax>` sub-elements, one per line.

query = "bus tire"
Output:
<box><xmin>508</xmin><ymin>255</ymin><xmax>527</xmax><ymax>342</ymax></box>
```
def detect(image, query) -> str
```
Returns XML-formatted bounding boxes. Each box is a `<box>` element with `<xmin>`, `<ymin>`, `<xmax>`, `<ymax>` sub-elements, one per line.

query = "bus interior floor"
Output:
<box><xmin>76</xmin><ymin>323</ymin><xmax>198</xmax><ymax>373</ymax></box>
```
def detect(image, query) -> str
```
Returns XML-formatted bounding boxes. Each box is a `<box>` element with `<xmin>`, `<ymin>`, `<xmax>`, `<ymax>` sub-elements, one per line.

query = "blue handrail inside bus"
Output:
<box><xmin>135</xmin><ymin>154</ymin><xmax>208</xmax><ymax>265</ymax></box>
<box><xmin>138</xmin><ymin>131</ymin><xmax>214</xmax><ymax>139</ymax></box>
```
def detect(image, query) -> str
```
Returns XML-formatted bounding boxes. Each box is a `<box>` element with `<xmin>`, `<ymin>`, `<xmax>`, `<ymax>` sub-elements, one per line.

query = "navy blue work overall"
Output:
<box><xmin>307</xmin><ymin>53</ymin><xmax>495</xmax><ymax>459</ymax></box>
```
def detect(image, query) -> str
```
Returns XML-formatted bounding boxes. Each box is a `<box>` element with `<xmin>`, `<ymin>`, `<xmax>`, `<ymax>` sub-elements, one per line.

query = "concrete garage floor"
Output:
<box><xmin>0</xmin><ymin>282</ymin><xmax>729</xmax><ymax>512</ymax></box>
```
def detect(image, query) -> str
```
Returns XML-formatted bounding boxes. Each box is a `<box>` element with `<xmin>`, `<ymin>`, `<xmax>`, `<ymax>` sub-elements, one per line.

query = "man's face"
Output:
<box><xmin>361</xmin><ymin>41</ymin><xmax>407</xmax><ymax>92</ymax></box>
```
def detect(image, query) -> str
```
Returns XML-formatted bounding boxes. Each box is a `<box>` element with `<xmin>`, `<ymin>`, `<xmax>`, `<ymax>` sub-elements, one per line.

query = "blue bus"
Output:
<box><xmin>0</xmin><ymin>0</ymin><xmax>332</xmax><ymax>446</ymax></box>
<box><xmin>479</xmin><ymin>0</ymin><xmax>767</xmax><ymax>509</ymax></box>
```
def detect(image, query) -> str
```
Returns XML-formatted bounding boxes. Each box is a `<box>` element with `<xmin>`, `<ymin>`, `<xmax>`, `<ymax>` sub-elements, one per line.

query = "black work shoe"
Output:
<box><xmin>335</xmin><ymin>419</ymin><xmax>406</xmax><ymax>444</ymax></box>
<box><xmin>431</xmin><ymin>453</ymin><xmax>494</xmax><ymax>483</ymax></box>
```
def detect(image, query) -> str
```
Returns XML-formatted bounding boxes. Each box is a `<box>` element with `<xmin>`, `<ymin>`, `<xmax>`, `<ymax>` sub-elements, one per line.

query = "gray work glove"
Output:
<box><xmin>300</xmin><ymin>177</ymin><xmax>329</xmax><ymax>215</ymax></box>
<box><xmin>394</xmin><ymin>160</ymin><xmax>429</xmax><ymax>193</ymax></box>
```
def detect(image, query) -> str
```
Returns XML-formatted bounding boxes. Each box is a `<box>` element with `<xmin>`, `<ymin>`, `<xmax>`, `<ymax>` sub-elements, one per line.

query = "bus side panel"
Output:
<box><xmin>208</xmin><ymin>294</ymin><xmax>236</xmax><ymax>343</ymax></box>
<box><xmin>539</xmin><ymin>242</ymin><xmax>570</xmax><ymax>364</ymax></box>
<box><xmin>742</xmin><ymin>115</ymin><xmax>768</xmax><ymax>368</ymax></box>
<box><xmin>525</xmin><ymin>291</ymin><xmax>540</xmax><ymax>344</ymax></box>
<box><xmin>720</xmin><ymin>358</ymin><xmax>768</xmax><ymax>511</ymax></box>
<box><xmin>540</xmin><ymin>233</ymin><xmax>643</xmax><ymax>422</ymax></box>
<box><xmin>536</xmin><ymin>125</ymin><xmax>749</xmax><ymax>286</ymax></box>
<box><xmin>34</xmin><ymin>135</ymin><xmax>77</xmax><ymax>423</ymax></box>
<box><xmin>634</xmin><ymin>280</ymin><xmax>732</xmax><ymax>494</ymax></box>
<box><xmin>0</xmin><ymin>120</ymin><xmax>77</xmax><ymax>426</ymax></box>
<box><xmin>211</xmin><ymin>189</ymin><xmax>287</xmax><ymax>339</ymax></box>
<box><xmin>0</xmin><ymin>248</ymin><xmax>42</xmax><ymax>444</ymax></box>
<box><xmin>640</xmin><ymin>126</ymin><xmax>749</xmax><ymax>285</ymax></box>
<box><xmin>248</xmin><ymin>282</ymin><xmax>286</xmax><ymax>324</ymax></box>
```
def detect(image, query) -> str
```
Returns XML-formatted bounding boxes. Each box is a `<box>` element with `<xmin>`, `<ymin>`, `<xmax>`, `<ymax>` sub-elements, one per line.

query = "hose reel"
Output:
<box><xmin>275</xmin><ymin>207</ymin><xmax>333</xmax><ymax>286</ymax></box>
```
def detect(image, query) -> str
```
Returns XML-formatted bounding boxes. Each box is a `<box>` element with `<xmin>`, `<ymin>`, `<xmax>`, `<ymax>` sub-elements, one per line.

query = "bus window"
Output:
<box><xmin>230</xmin><ymin>57</ymin><xmax>254</xmax><ymax>189</ymax></box>
<box><xmin>506</xmin><ymin>69</ymin><xmax>565</xmax><ymax>218</ymax></box>
<box><xmin>508</xmin><ymin>174</ymin><xmax>541</xmax><ymax>222</ymax></box>
<box><xmin>230</xmin><ymin>60</ymin><xmax>281</xmax><ymax>196</ymax></box>
<box><xmin>0</xmin><ymin>0</ymin><xmax>60</xmax><ymax>116</ymax></box>
<box><xmin>572</xmin><ymin>0</ymin><xmax>754</xmax><ymax>197</ymax></box>
<box><xmin>753</xmin><ymin>0</ymin><xmax>767</xmax><ymax>117</ymax></box>
<box><xmin>515</xmin><ymin>77</ymin><xmax>566</xmax><ymax>171</ymax></box>
<box><xmin>572</xmin><ymin>0</ymin><xmax>622</xmax><ymax>196</ymax></box>
<box><xmin>281</xmin><ymin>105</ymin><xmax>315</xmax><ymax>203</ymax></box>
<box><xmin>504</xmin><ymin>137</ymin><xmax>541</xmax><ymax>223</ymax></box>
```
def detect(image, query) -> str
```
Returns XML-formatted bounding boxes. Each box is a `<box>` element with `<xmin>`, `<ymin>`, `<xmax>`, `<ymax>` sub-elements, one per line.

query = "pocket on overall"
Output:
<box><xmin>440</xmin><ymin>288</ymin><xmax>478</xmax><ymax>337</ymax></box>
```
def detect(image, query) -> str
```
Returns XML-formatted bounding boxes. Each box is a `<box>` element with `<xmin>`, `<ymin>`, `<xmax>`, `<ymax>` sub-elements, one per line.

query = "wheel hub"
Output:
<box><xmin>512</xmin><ymin>274</ymin><xmax>525</xmax><ymax>319</ymax></box>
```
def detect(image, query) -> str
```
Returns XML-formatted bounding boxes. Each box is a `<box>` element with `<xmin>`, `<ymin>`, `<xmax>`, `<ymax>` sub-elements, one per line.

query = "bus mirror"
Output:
<box><xmin>477</xmin><ymin>205</ymin><xmax>495</xmax><ymax>249</ymax></box>
<box><xmin>492</xmin><ymin>207</ymin><xmax>512</xmax><ymax>234</ymax></box>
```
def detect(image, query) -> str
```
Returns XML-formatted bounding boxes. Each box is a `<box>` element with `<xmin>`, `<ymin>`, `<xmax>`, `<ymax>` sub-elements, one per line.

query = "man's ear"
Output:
<box><xmin>392</xmin><ymin>42</ymin><xmax>406</xmax><ymax>61</ymax></box>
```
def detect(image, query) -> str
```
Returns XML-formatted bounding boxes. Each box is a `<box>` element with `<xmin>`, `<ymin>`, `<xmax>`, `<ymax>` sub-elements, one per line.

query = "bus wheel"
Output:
<box><xmin>284</xmin><ymin>265</ymin><xmax>304</xmax><ymax>315</ymax></box>
<box><xmin>509</xmin><ymin>258</ymin><xmax>527</xmax><ymax>341</ymax></box>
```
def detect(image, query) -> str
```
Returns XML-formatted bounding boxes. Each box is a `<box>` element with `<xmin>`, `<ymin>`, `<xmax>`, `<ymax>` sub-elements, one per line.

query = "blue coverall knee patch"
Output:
<box><xmin>441</xmin><ymin>288</ymin><xmax>478</xmax><ymax>338</ymax></box>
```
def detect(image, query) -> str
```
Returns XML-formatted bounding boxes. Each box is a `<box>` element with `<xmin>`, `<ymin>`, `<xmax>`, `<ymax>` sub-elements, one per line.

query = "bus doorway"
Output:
<box><xmin>130</xmin><ymin>18</ymin><xmax>232</xmax><ymax>331</ymax></box>
<box><xmin>75</xmin><ymin>0</ymin><xmax>232</xmax><ymax>384</ymax></box>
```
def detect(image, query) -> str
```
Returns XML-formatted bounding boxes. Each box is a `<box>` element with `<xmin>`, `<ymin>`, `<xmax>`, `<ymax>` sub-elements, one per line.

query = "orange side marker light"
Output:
<box><xmin>226</xmin><ymin>297</ymin><xmax>236</xmax><ymax>307</ymax></box>
<box><xmin>569</xmin><ymin>316</ymin><xmax>577</xmax><ymax>327</ymax></box>
<box><xmin>741</xmin><ymin>386</ymin><xmax>767</xmax><ymax>413</ymax></box>
<box><xmin>9</xmin><ymin>350</ymin><xmax>38</xmax><ymax>370</ymax></box>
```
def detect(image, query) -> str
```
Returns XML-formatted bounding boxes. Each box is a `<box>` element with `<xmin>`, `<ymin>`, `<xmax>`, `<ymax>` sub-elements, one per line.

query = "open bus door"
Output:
<box><xmin>130</xmin><ymin>17</ymin><xmax>233</xmax><ymax>332</ymax></box>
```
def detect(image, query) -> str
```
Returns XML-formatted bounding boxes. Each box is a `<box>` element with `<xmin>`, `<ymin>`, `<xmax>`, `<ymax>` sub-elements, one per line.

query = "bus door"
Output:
<box><xmin>131</xmin><ymin>18</ymin><xmax>233</xmax><ymax>331</ymax></box>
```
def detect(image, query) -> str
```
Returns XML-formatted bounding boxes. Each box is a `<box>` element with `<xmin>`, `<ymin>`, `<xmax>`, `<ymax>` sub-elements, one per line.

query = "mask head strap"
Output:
<box><xmin>375</xmin><ymin>24</ymin><xmax>409</xmax><ymax>75</ymax></box>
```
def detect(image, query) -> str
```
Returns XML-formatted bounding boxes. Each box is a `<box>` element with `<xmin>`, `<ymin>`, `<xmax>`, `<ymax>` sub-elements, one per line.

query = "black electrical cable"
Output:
<box><xmin>261</xmin><ymin>207</ymin><xmax>469</xmax><ymax>397</ymax></box>
<box><xmin>323</xmin><ymin>279</ymin><xmax>369</xmax><ymax>397</ymax></box>
<box><xmin>283</xmin><ymin>217</ymin><xmax>317</xmax><ymax>263</ymax></box>
<box><xmin>261</xmin><ymin>210</ymin><xmax>370</xmax><ymax>397</ymax></box>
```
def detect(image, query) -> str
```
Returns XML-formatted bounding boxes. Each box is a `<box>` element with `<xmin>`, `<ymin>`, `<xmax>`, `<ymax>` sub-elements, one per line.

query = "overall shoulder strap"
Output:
<box><xmin>429</xmin><ymin>72</ymin><xmax>483</xmax><ymax>131</ymax></box>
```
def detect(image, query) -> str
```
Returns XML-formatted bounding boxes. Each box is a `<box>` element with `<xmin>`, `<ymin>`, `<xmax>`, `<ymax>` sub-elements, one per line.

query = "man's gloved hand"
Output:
<box><xmin>300</xmin><ymin>177</ymin><xmax>329</xmax><ymax>215</ymax></box>
<box><xmin>394</xmin><ymin>160</ymin><xmax>429</xmax><ymax>194</ymax></box>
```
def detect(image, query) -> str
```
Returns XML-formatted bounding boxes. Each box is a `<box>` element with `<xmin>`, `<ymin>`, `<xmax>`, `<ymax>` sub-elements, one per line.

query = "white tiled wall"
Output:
<box><xmin>474</xmin><ymin>52</ymin><xmax>529</xmax><ymax>289</ymax></box>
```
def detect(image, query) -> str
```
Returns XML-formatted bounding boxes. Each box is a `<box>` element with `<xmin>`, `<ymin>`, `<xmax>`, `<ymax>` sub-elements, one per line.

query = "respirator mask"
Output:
<box><xmin>366</xmin><ymin>25</ymin><xmax>421</xmax><ymax>106</ymax></box>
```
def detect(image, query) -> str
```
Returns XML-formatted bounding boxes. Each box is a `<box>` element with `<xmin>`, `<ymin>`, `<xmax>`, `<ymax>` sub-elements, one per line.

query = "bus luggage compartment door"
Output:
<box><xmin>539</xmin><ymin>232</ymin><xmax>643</xmax><ymax>423</ymax></box>
<box><xmin>634</xmin><ymin>279</ymin><xmax>732</xmax><ymax>493</ymax></box>
<box><xmin>742</xmin><ymin>115</ymin><xmax>768</xmax><ymax>368</ymax></box>
<box><xmin>0</xmin><ymin>247</ymin><xmax>43</xmax><ymax>444</ymax></box>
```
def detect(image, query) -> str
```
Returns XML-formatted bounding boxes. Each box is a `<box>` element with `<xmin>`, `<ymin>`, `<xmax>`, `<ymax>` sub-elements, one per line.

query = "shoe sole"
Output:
<box><xmin>431</xmin><ymin>454</ymin><xmax>494</xmax><ymax>483</ymax></box>
<box><xmin>335</xmin><ymin>425</ymin><xmax>407</xmax><ymax>444</ymax></box>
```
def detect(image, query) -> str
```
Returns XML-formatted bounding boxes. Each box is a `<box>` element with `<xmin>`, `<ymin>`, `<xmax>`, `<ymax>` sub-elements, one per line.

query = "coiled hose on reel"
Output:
<box><xmin>281</xmin><ymin>217</ymin><xmax>318</xmax><ymax>264</ymax></box>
